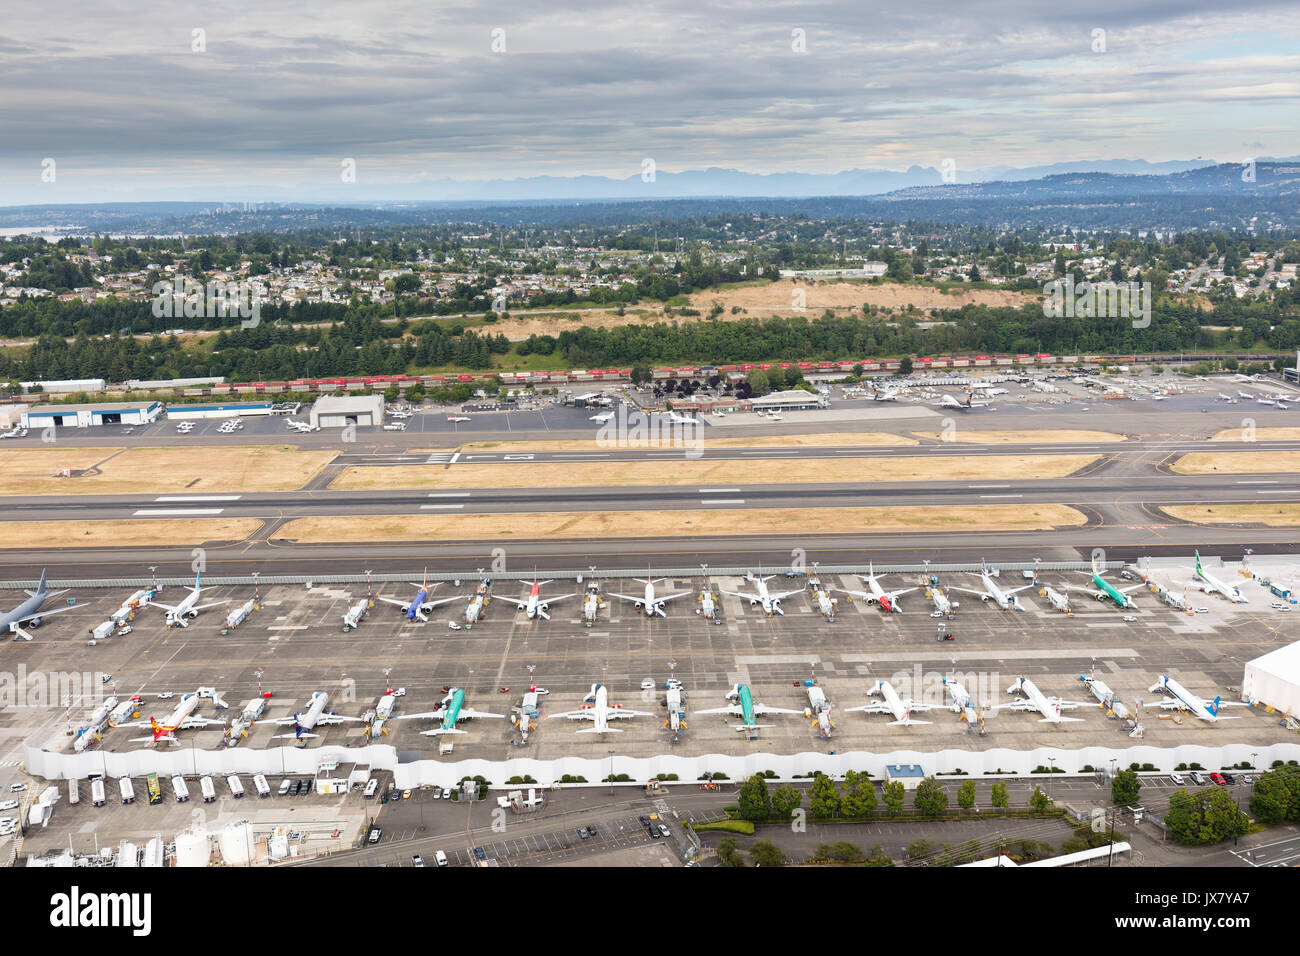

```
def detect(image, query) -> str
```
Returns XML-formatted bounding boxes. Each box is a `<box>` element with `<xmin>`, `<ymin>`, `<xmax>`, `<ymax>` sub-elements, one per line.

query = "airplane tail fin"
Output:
<box><xmin>1210</xmin><ymin>695</ymin><xmax>1220</xmax><ymax>716</ymax></box>
<box><xmin>1195</xmin><ymin>550</ymin><xmax>1203</xmax><ymax>573</ymax></box>
<box><xmin>38</xmin><ymin>568</ymin><xmax>47</xmax><ymax>594</ymax></box>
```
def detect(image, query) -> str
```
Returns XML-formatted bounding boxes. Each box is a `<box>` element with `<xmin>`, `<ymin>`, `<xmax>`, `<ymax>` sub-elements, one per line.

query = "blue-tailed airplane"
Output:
<box><xmin>378</xmin><ymin>572</ymin><xmax>460</xmax><ymax>622</ymax></box>
<box><xmin>1144</xmin><ymin>675</ymin><xmax>1250</xmax><ymax>723</ymax></box>
<box><xmin>267</xmin><ymin>691</ymin><xmax>363</xmax><ymax>739</ymax></box>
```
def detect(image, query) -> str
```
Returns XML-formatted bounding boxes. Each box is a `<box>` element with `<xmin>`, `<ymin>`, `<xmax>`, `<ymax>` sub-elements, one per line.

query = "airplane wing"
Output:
<box><xmin>720</xmin><ymin>590</ymin><xmax>760</xmax><ymax>602</ymax></box>
<box><xmin>751</xmin><ymin>704</ymin><xmax>802</xmax><ymax>716</ymax></box>
<box><xmin>604</xmin><ymin>708</ymin><xmax>654</xmax><ymax>719</ymax></box>
<box><xmin>546</xmin><ymin>710</ymin><xmax>597</xmax><ymax>721</ymax></box>
<box><xmin>418</xmin><ymin>596</ymin><xmax>463</xmax><ymax>610</ymax></box>
<box><xmin>177</xmin><ymin>716</ymin><xmax>226</xmax><ymax>729</ymax></box>
<box><xmin>375</xmin><ymin>595</ymin><xmax>414</xmax><ymax>609</ymax></box>
<box><xmin>768</xmin><ymin>588</ymin><xmax>806</xmax><ymax>601</ymax></box>
<box><xmin>456</xmin><ymin>708</ymin><xmax>507</xmax><ymax>721</ymax></box>
<box><xmin>149</xmin><ymin>601</ymin><xmax>181</xmax><ymax>613</ymax></box>
<box><xmin>606</xmin><ymin>592</ymin><xmax>646</xmax><ymax>604</ymax></box>
<box><xmin>12</xmin><ymin>604</ymin><xmax>78</xmax><ymax>623</ymax></box>
<box><xmin>843</xmin><ymin>702</ymin><xmax>892</xmax><ymax>714</ymax></box>
<box><xmin>190</xmin><ymin>601</ymin><xmax>230</xmax><ymax>612</ymax></box>
<box><xmin>542</xmin><ymin>592</ymin><xmax>577</xmax><ymax>604</ymax></box>
<box><xmin>1118</xmin><ymin>583</ymin><xmax>1146</xmax><ymax>594</ymax></box>
<box><xmin>947</xmin><ymin>586</ymin><xmax>989</xmax><ymax>598</ymax></box>
<box><xmin>1065</xmin><ymin>586</ymin><xmax>1107</xmax><ymax>599</ymax></box>
<box><xmin>394</xmin><ymin>710</ymin><xmax>447</xmax><ymax>722</ymax></box>
<box><xmin>315</xmin><ymin>714</ymin><xmax>363</xmax><ymax>725</ymax></box>
<box><xmin>694</xmin><ymin>705</ymin><xmax>743</xmax><ymax>717</ymax></box>
<box><xmin>886</xmin><ymin>587</ymin><xmax>920</xmax><ymax>599</ymax></box>
<box><xmin>834</xmin><ymin>588</ymin><xmax>875</xmax><ymax>601</ymax></box>
<box><xmin>1003</xmin><ymin>584</ymin><xmax>1036</xmax><ymax>596</ymax></box>
<box><xmin>656</xmin><ymin>591</ymin><xmax>691</xmax><ymax>603</ymax></box>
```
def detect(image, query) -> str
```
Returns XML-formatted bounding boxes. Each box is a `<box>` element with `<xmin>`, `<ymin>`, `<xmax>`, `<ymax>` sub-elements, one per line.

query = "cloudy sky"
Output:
<box><xmin>2</xmin><ymin>0</ymin><xmax>1298</xmax><ymax>203</ymax></box>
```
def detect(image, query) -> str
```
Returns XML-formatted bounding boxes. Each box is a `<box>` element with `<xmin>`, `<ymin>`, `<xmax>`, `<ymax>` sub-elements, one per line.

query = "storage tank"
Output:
<box><xmin>220</xmin><ymin>821</ymin><xmax>254</xmax><ymax>866</ymax></box>
<box><xmin>173</xmin><ymin>828</ymin><xmax>210</xmax><ymax>867</ymax></box>
<box><xmin>115</xmin><ymin>841</ymin><xmax>139</xmax><ymax>867</ymax></box>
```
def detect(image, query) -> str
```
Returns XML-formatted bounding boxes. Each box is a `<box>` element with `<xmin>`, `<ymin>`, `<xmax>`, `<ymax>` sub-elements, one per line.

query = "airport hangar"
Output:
<box><xmin>20</xmin><ymin>400</ymin><xmax>162</xmax><ymax>428</ymax></box>
<box><xmin>309</xmin><ymin>393</ymin><xmax>385</xmax><ymax>428</ymax></box>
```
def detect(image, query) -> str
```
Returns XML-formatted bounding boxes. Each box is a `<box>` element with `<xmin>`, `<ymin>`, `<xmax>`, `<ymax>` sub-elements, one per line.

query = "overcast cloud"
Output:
<box><xmin>1</xmin><ymin>0</ymin><xmax>1297</xmax><ymax>202</ymax></box>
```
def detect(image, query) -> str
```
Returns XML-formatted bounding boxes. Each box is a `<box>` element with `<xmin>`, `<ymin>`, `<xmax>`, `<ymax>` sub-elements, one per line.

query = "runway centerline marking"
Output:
<box><xmin>153</xmin><ymin>495</ymin><xmax>242</xmax><ymax>502</ymax></box>
<box><xmin>420</xmin><ymin>504</ymin><xmax>466</xmax><ymax>510</ymax></box>
<box><xmin>133</xmin><ymin>508</ymin><xmax>225</xmax><ymax>516</ymax></box>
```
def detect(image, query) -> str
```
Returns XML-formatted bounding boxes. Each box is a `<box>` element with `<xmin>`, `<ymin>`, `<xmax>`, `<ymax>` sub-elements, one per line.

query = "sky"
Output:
<box><xmin>1</xmin><ymin>0</ymin><xmax>1298</xmax><ymax>203</ymax></box>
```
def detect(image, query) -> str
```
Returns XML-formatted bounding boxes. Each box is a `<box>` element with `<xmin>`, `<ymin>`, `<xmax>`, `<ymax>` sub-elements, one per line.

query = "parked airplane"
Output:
<box><xmin>0</xmin><ymin>569</ymin><xmax>76</xmax><ymax>634</ymax></box>
<box><xmin>805</xmin><ymin>684</ymin><xmax>835</xmax><ymax>735</ymax></box>
<box><xmin>951</xmin><ymin>561</ymin><xmax>1033</xmax><ymax>611</ymax></box>
<box><xmin>581</xmin><ymin>580</ymin><xmax>607</xmax><ymax>627</ymax></box>
<box><xmin>388</xmin><ymin>409</ymin><xmax>413</xmax><ymax>419</ymax></box>
<box><xmin>664</xmin><ymin>411</ymin><xmax>698</xmax><ymax>426</ymax></box>
<box><xmin>1145</xmin><ymin>675</ymin><xmax>1249</xmax><ymax>722</ymax></box>
<box><xmin>812</xmin><ymin>585</ymin><xmax>838</xmax><ymax>621</ymax></box>
<box><xmin>267</xmin><ymin>692</ymin><xmax>363</xmax><ymax>739</ymax></box>
<box><xmin>546</xmin><ymin>683</ymin><xmax>654</xmax><ymax>734</ymax></box>
<box><xmin>150</xmin><ymin>571</ymin><xmax>229</xmax><ymax>628</ymax></box>
<box><xmin>285</xmin><ymin>419</ymin><xmax>319</xmax><ymax>432</ymax></box>
<box><xmin>1190</xmin><ymin>551</ymin><xmax>1248</xmax><ymax>603</ymax></box>
<box><xmin>872</xmin><ymin>387</ymin><xmax>901</xmax><ymax>402</ymax></box>
<box><xmin>589</xmin><ymin>411</ymin><xmax>615</xmax><ymax>423</ymax></box>
<box><xmin>608</xmin><ymin>571</ymin><xmax>690</xmax><ymax>618</ymax></box>
<box><xmin>844</xmin><ymin>680</ymin><xmax>935</xmax><ymax>726</ymax></box>
<box><xmin>1040</xmin><ymin>584</ymin><xmax>1073</xmax><ymax>614</ymax></box>
<box><xmin>937</xmin><ymin>389</ymin><xmax>990</xmax><ymax>410</ymax></box>
<box><xmin>1238</xmin><ymin>391</ymin><xmax>1255</xmax><ymax>400</ymax></box>
<box><xmin>695</xmin><ymin>683</ymin><xmax>801</xmax><ymax>732</ymax></box>
<box><xmin>1217</xmin><ymin>392</ymin><xmax>1233</xmax><ymax>401</ymax></box>
<box><xmin>121</xmin><ymin>692</ymin><xmax>227</xmax><ymax>744</ymax></box>
<box><xmin>941</xmin><ymin>677</ymin><xmax>980</xmax><ymax>725</ymax></box>
<box><xmin>446</xmin><ymin>415</ymin><xmax>471</xmax><ymax>423</ymax></box>
<box><xmin>497</xmin><ymin>575</ymin><xmax>575</xmax><ymax>622</ymax></box>
<box><xmin>341</xmin><ymin>597</ymin><xmax>370</xmax><ymax>630</ymax></box>
<box><xmin>398</xmin><ymin>688</ymin><xmax>506</xmax><ymax>736</ymax></box>
<box><xmin>722</xmin><ymin>570</ymin><xmax>804</xmax><ymax>617</ymax></box>
<box><xmin>993</xmin><ymin>677</ymin><xmax>1087</xmax><ymax>723</ymax></box>
<box><xmin>224</xmin><ymin>696</ymin><xmax>269</xmax><ymax>747</ymax></box>
<box><xmin>837</xmin><ymin>562</ymin><xmax>918</xmax><ymax>613</ymax></box>
<box><xmin>1068</xmin><ymin>556</ymin><xmax>1143</xmax><ymax>609</ymax></box>
<box><xmin>378</xmin><ymin>573</ymin><xmax>460</xmax><ymax>622</ymax></box>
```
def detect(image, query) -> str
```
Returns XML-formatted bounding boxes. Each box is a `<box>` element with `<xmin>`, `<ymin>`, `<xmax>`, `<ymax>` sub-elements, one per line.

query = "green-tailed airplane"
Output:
<box><xmin>695</xmin><ymin>683</ymin><xmax>801</xmax><ymax>731</ymax></box>
<box><xmin>395</xmin><ymin>688</ymin><xmax>506</xmax><ymax>736</ymax></box>
<box><xmin>1068</xmin><ymin>555</ymin><xmax>1144</xmax><ymax>609</ymax></box>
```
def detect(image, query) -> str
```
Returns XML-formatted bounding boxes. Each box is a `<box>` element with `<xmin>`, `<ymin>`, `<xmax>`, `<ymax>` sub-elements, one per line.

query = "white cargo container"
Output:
<box><xmin>226</xmin><ymin>774</ymin><xmax>244</xmax><ymax>799</ymax></box>
<box><xmin>171</xmin><ymin>775</ymin><xmax>190</xmax><ymax>803</ymax></box>
<box><xmin>199</xmin><ymin>775</ymin><xmax>216</xmax><ymax>803</ymax></box>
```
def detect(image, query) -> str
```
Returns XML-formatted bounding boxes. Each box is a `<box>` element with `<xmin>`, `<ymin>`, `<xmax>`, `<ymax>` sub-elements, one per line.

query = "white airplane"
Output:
<box><xmin>1238</xmin><ymin>390</ymin><xmax>1255</xmax><ymax>400</ymax></box>
<box><xmin>940</xmin><ymin>677</ymin><xmax>980</xmax><ymax>725</ymax></box>
<box><xmin>1145</xmin><ymin>675</ymin><xmax>1249</xmax><ymax>723</ymax></box>
<box><xmin>812</xmin><ymin>585</ymin><xmax>839</xmax><ymax>621</ymax></box>
<box><xmin>664</xmin><ymin>411</ymin><xmax>698</xmax><ymax>426</ymax></box>
<box><xmin>150</xmin><ymin>571</ymin><xmax>229</xmax><ymax>628</ymax></box>
<box><xmin>937</xmin><ymin>390</ymin><xmax>990</xmax><ymax>410</ymax></box>
<box><xmin>608</xmin><ymin>571</ymin><xmax>690</xmax><ymax>618</ymax></box>
<box><xmin>805</xmin><ymin>684</ymin><xmax>835</xmax><ymax>736</ymax></box>
<box><xmin>836</xmin><ymin>562</ymin><xmax>918</xmax><ymax>613</ymax></box>
<box><xmin>1217</xmin><ymin>392</ymin><xmax>1233</xmax><ymax>401</ymax></box>
<box><xmin>120</xmin><ymin>692</ymin><xmax>228</xmax><ymax>745</ymax></box>
<box><xmin>925</xmin><ymin>583</ymin><xmax>955</xmax><ymax>617</ymax></box>
<box><xmin>546</xmin><ymin>683</ymin><xmax>654</xmax><ymax>734</ymax></box>
<box><xmin>267</xmin><ymin>692</ymin><xmax>364</xmax><ymax>740</ymax></box>
<box><xmin>1189</xmin><ymin>551</ymin><xmax>1248</xmax><ymax>603</ymax></box>
<box><xmin>446</xmin><ymin>415</ymin><xmax>470</xmax><ymax>423</ymax></box>
<box><xmin>992</xmin><ymin>677</ymin><xmax>1088</xmax><ymax>723</ymax></box>
<box><xmin>1078</xmin><ymin>675</ymin><xmax>1130</xmax><ymax>719</ymax></box>
<box><xmin>950</xmin><ymin>560</ymin><xmax>1034</xmax><ymax>611</ymax></box>
<box><xmin>377</xmin><ymin>573</ymin><xmax>461</xmax><ymax>622</ymax></box>
<box><xmin>581</xmin><ymin>580</ymin><xmax>607</xmax><ymax>627</ymax></box>
<box><xmin>722</xmin><ymin>570</ymin><xmax>804</xmax><ymax>617</ymax></box>
<box><xmin>341</xmin><ymin>597</ymin><xmax>370</xmax><ymax>630</ymax></box>
<box><xmin>497</xmin><ymin>576</ymin><xmax>576</xmax><ymax>622</ymax></box>
<box><xmin>695</xmin><ymin>683</ymin><xmax>801</xmax><ymax>732</ymax></box>
<box><xmin>844</xmin><ymin>680</ymin><xmax>935</xmax><ymax>726</ymax></box>
<box><xmin>285</xmin><ymin>419</ymin><xmax>319</xmax><ymax>433</ymax></box>
<box><xmin>224</xmin><ymin>696</ymin><xmax>269</xmax><ymax>747</ymax></box>
<box><xmin>589</xmin><ymin>411</ymin><xmax>615</xmax><ymax>423</ymax></box>
<box><xmin>872</xmin><ymin>388</ymin><xmax>901</xmax><ymax>402</ymax></box>
<box><xmin>697</xmin><ymin>578</ymin><xmax>720</xmax><ymax>620</ymax></box>
<box><xmin>1040</xmin><ymin>584</ymin><xmax>1073</xmax><ymax>615</ymax></box>
<box><xmin>397</xmin><ymin>688</ymin><xmax>506</xmax><ymax>736</ymax></box>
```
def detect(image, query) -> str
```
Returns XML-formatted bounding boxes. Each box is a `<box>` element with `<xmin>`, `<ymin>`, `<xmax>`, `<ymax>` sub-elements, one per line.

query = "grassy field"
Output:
<box><xmin>0</xmin><ymin>444</ymin><xmax>335</xmax><ymax>495</ymax></box>
<box><xmin>1171</xmin><ymin>451</ymin><xmax>1300</xmax><ymax>475</ymax></box>
<box><xmin>910</xmin><ymin>429</ymin><xmax>1126</xmax><ymax>444</ymax></box>
<box><xmin>279</xmin><ymin>504</ymin><xmax>1087</xmax><ymax>542</ymax></box>
<box><xmin>1</xmin><ymin>518</ymin><xmax>262</xmax><ymax>547</ymax></box>
<box><xmin>1161</xmin><ymin>505</ymin><xmax>1300</xmax><ymax>527</ymax></box>
<box><xmin>1209</xmin><ymin>428</ymin><xmax>1300</xmax><ymax>441</ymax></box>
<box><xmin>331</xmin><ymin>454</ymin><xmax>1098</xmax><ymax>491</ymax></box>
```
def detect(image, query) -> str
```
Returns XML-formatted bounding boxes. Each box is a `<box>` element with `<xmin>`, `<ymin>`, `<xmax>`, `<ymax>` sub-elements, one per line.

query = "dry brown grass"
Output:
<box><xmin>0</xmin><ymin>444</ymin><xmax>335</xmax><ymax>494</ymax></box>
<box><xmin>685</xmin><ymin>279</ymin><xmax>1038</xmax><ymax>315</ymax></box>
<box><xmin>280</xmin><ymin>504</ymin><xmax>1087</xmax><ymax>542</ymax></box>
<box><xmin>331</xmin><ymin>454</ymin><xmax>1098</xmax><ymax>490</ymax></box>
<box><xmin>1171</xmin><ymin>451</ymin><xmax>1300</xmax><ymax>475</ymax></box>
<box><xmin>0</xmin><ymin>518</ymin><xmax>262</xmax><ymax>547</ymax></box>
<box><xmin>1161</xmin><ymin>505</ymin><xmax>1300</xmax><ymax>527</ymax></box>
<box><xmin>458</xmin><ymin>432</ymin><xmax>917</xmax><ymax>452</ymax></box>
<box><xmin>910</xmin><ymin>429</ymin><xmax>1125</xmax><ymax>444</ymax></box>
<box><xmin>1209</xmin><ymin>428</ymin><xmax>1300</xmax><ymax>442</ymax></box>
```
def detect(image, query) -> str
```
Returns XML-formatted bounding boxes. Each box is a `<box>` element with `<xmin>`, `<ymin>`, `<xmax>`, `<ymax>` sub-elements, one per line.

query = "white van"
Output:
<box><xmin>434</xmin><ymin>850</ymin><xmax>448</xmax><ymax>866</ymax></box>
<box><xmin>364</xmin><ymin>779</ymin><xmax>379</xmax><ymax>798</ymax></box>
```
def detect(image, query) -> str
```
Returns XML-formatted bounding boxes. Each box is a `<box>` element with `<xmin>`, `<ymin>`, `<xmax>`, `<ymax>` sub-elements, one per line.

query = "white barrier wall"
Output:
<box><xmin>24</xmin><ymin>741</ymin><xmax>1300</xmax><ymax>789</ymax></box>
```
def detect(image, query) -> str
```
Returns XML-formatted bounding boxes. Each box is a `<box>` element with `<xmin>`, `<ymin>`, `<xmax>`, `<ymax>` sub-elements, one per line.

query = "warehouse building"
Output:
<box><xmin>21</xmin><ymin>401</ymin><xmax>162</xmax><ymax>429</ymax></box>
<box><xmin>309</xmin><ymin>394</ymin><xmax>385</xmax><ymax>428</ymax></box>
<box><xmin>167</xmin><ymin>401</ymin><xmax>273</xmax><ymax>420</ymax></box>
<box><xmin>749</xmin><ymin>389</ymin><xmax>826</xmax><ymax>412</ymax></box>
<box><xmin>1243</xmin><ymin>641</ymin><xmax>1300</xmax><ymax>720</ymax></box>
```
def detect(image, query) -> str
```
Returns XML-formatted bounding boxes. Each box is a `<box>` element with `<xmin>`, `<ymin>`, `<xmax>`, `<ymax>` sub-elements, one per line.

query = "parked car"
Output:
<box><xmin>435</xmin><ymin>850</ymin><xmax>448</xmax><ymax>866</ymax></box>
<box><xmin>412</xmin><ymin>855</ymin><xmax>425</xmax><ymax>867</ymax></box>
<box><xmin>1222</xmin><ymin>772</ymin><xmax>1236</xmax><ymax>785</ymax></box>
<box><xmin>578</xmin><ymin>827</ymin><xmax>591</xmax><ymax>840</ymax></box>
<box><xmin>1209</xmin><ymin>772</ymin><xmax>1227</xmax><ymax>786</ymax></box>
<box><xmin>473</xmin><ymin>846</ymin><xmax>485</xmax><ymax>860</ymax></box>
<box><xmin>639</xmin><ymin>679</ymin><xmax>655</xmax><ymax>690</ymax></box>
<box><xmin>1190</xmin><ymin>771</ymin><xmax>1206</xmax><ymax>785</ymax></box>
<box><xmin>1169</xmin><ymin>771</ymin><xmax>1185</xmax><ymax>785</ymax></box>
<box><xmin>368</xmin><ymin>827</ymin><xmax>382</xmax><ymax>844</ymax></box>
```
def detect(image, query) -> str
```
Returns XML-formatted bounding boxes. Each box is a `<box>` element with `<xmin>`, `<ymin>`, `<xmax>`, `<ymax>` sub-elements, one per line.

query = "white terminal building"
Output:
<box><xmin>1243</xmin><ymin>641</ymin><xmax>1300</xmax><ymax>719</ymax></box>
<box><xmin>167</xmin><ymin>401</ymin><xmax>274</xmax><ymax>421</ymax></box>
<box><xmin>309</xmin><ymin>394</ymin><xmax>385</xmax><ymax>428</ymax></box>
